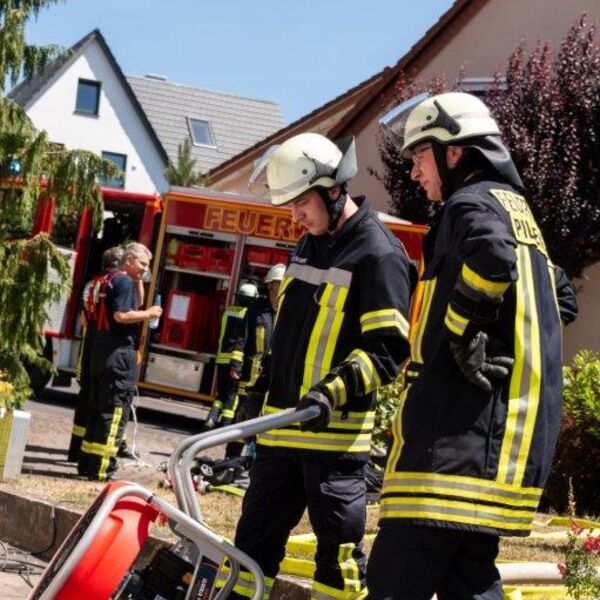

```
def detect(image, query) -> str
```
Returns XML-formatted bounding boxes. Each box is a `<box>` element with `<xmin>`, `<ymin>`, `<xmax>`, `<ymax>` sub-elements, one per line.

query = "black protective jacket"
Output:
<box><xmin>257</xmin><ymin>198</ymin><xmax>416</xmax><ymax>461</ymax></box>
<box><xmin>381</xmin><ymin>174</ymin><xmax>566</xmax><ymax>536</ymax></box>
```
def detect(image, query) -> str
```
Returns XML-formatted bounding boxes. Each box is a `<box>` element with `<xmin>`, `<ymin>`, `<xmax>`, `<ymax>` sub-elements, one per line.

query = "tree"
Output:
<box><xmin>165</xmin><ymin>138</ymin><xmax>208</xmax><ymax>187</ymax></box>
<box><xmin>376</xmin><ymin>16</ymin><xmax>600</xmax><ymax>279</ymax></box>
<box><xmin>0</xmin><ymin>0</ymin><xmax>120</xmax><ymax>406</ymax></box>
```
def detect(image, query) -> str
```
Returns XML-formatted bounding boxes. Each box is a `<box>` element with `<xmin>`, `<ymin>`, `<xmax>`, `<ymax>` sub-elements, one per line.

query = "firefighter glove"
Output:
<box><xmin>449</xmin><ymin>331</ymin><xmax>513</xmax><ymax>393</ymax></box>
<box><xmin>297</xmin><ymin>389</ymin><xmax>334</xmax><ymax>433</ymax></box>
<box><xmin>203</xmin><ymin>404</ymin><xmax>222</xmax><ymax>431</ymax></box>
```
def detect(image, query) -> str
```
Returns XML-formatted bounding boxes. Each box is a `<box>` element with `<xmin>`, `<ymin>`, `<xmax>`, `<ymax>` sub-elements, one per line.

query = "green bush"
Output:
<box><xmin>541</xmin><ymin>350</ymin><xmax>600</xmax><ymax>516</ymax></box>
<box><xmin>564</xmin><ymin>350</ymin><xmax>600</xmax><ymax>438</ymax></box>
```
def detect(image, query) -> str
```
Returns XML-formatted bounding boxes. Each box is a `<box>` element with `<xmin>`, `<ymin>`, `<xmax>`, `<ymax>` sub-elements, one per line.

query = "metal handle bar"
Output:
<box><xmin>169</xmin><ymin>406</ymin><xmax>321</xmax><ymax>519</ymax></box>
<box><xmin>34</xmin><ymin>484</ymin><xmax>265</xmax><ymax>600</ymax></box>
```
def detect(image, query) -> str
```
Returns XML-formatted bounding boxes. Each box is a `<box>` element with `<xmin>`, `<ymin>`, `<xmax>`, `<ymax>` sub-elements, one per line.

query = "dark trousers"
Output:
<box><xmin>366</xmin><ymin>523</ymin><xmax>502</xmax><ymax>600</ymax></box>
<box><xmin>78</xmin><ymin>344</ymin><xmax>136</xmax><ymax>481</ymax></box>
<box><xmin>216</xmin><ymin>365</ymin><xmax>239</xmax><ymax>424</ymax></box>
<box><xmin>232</xmin><ymin>454</ymin><xmax>367</xmax><ymax>599</ymax></box>
<box><xmin>67</xmin><ymin>323</ymin><xmax>95</xmax><ymax>462</ymax></box>
<box><xmin>224</xmin><ymin>390</ymin><xmax>264</xmax><ymax>458</ymax></box>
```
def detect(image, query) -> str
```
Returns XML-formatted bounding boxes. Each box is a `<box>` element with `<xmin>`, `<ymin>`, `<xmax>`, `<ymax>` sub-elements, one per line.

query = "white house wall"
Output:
<box><xmin>26</xmin><ymin>40</ymin><xmax>168</xmax><ymax>194</ymax></box>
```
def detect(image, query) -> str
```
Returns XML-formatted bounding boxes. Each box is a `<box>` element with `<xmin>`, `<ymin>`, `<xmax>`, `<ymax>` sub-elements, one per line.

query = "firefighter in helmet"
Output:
<box><xmin>205</xmin><ymin>281</ymin><xmax>259</xmax><ymax>430</ymax></box>
<box><xmin>217</xmin><ymin>133</ymin><xmax>416</xmax><ymax>600</ymax></box>
<box><xmin>367</xmin><ymin>92</ymin><xmax>577</xmax><ymax>599</ymax></box>
<box><xmin>225</xmin><ymin>262</ymin><xmax>286</xmax><ymax>458</ymax></box>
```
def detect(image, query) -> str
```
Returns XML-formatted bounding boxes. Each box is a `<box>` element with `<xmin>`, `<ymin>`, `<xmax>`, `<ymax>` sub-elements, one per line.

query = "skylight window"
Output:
<box><xmin>188</xmin><ymin>118</ymin><xmax>216</xmax><ymax>147</ymax></box>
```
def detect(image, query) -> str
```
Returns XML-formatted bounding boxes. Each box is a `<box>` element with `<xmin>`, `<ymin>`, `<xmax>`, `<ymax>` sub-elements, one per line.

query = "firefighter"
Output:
<box><xmin>225</xmin><ymin>262</ymin><xmax>286</xmax><ymax>458</ymax></box>
<box><xmin>204</xmin><ymin>282</ymin><xmax>259</xmax><ymax>430</ymax></box>
<box><xmin>78</xmin><ymin>242</ymin><xmax>162</xmax><ymax>481</ymax></box>
<box><xmin>367</xmin><ymin>92</ymin><xmax>577</xmax><ymax>600</ymax></box>
<box><xmin>67</xmin><ymin>246</ymin><xmax>123</xmax><ymax>463</ymax></box>
<box><xmin>218</xmin><ymin>132</ymin><xmax>416</xmax><ymax>600</ymax></box>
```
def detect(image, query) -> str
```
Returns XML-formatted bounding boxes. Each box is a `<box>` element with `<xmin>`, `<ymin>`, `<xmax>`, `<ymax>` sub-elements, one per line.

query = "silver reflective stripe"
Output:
<box><xmin>382</xmin><ymin>476</ymin><xmax>541</xmax><ymax>503</ymax></box>
<box><xmin>286</xmin><ymin>263</ymin><xmax>352</xmax><ymax>288</ymax></box>
<box><xmin>380</xmin><ymin>502</ymin><xmax>533</xmax><ymax>525</ymax></box>
<box><xmin>506</xmin><ymin>248</ymin><xmax>534</xmax><ymax>485</ymax></box>
<box><xmin>269</xmin><ymin>171</ymin><xmax>315</xmax><ymax>196</ymax></box>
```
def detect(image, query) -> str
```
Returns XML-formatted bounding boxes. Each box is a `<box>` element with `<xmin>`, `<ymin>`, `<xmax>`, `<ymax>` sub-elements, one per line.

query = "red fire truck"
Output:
<box><xmin>32</xmin><ymin>187</ymin><xmax>162</xmax><ymax>394</ymax></box>
<box><xmin>38</xmin><ymin>184</ymin><xmax>426</xmax><ymax>408</ymax></box>
<box><xmin>136</xmin><ymin>186</ymin><xmax>427</xmax><ymax>405</ymax></box>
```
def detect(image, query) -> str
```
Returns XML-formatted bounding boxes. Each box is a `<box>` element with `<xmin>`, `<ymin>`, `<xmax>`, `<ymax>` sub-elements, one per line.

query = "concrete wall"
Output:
<box><xmin>26</xmin><ymin>40</ymin><xmax>168</xmax><ymax>194</ymax></box>
<box><xmin>352</xmin><ymin>0</ymin><xmax>600</xmax><ymax>212</ymax></box>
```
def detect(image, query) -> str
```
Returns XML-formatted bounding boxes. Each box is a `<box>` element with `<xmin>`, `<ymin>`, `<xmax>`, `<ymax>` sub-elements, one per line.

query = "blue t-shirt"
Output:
<box><xmin>104</xmin><ymin>273</ymin><xmax>139</xmax><ymax>347</ymax></box>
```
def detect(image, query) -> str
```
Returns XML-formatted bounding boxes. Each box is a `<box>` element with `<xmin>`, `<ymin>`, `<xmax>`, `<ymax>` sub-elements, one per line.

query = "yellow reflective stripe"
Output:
<box><xmin>324</xmin><ymin>375</ymin><xmax>347</xmax><ymax>408</ymax></box>
<box><xmin>347</xmin><ymin>349</ymin><xmax>381</xmax><ymax>394</ymax></box>
<box><xmin>382</xmin><ymin>472</ymin><xmax>542</xmax><ymax>507</ymax></box>
<box><xmin>498</xmin><ymin>246</ymin><xmax>541</xmax><ymax>485</ymax></box>
<box><xmin>258</xmin><ymin>430</ymin><xmax>372</xmax><ymax>452</ymax></box>
<box><xmin>81</xmin><ymin>440</ymin><xmax>117</xmax><ymax>457</ymax></box>
<box><xmin>337</xmin><ymin>543</ymin><xmax>364</xmax><ymax>597</ymax></box>
<box><xmin>411</xmin><ymin>278</ymin><xmax>436</xmax><ymax>364</ymax></box>
<box><xmin>547</xmin><ymin>263</ymin><xmax>561</xmax><ymax>325</ymax></box>
<box><xmin>512</xmin><ymin>249</ymin><xmax>542</xmax><ymax>486</ymax></box>
<box><xmin>360</xmin><ymin>309</ymin><xmax>409</xmax><ymax>339</ymax></box>
<box><xmin>213</xmin><ymin>400</ymin><xmax>223</xmax><ymax>409</ymax></box>
<box><xmin>262</xmin><ymin>405</ymin><xmax>374</xmax><ymax>430</ymax></box>
<box><xmin>503</xmin><ymin>585</ymin><xmax>567</xmax><ymax>599</ymax></box>
<box><xmin>462</xmin><ymin>263</ymin><xmax>511</xmax><ymax>297</ymax></box>
<box><xmin>256</xmin><ymin>324</ymin><xmax>266</xmax><ymax>354</ymax></box>
<box><xmin>222</xmin><ymin>408</ymin><xmax>235</xmax><ymax>419</ymax></box>
<box><xmin>100</xmin><ymin>406</ymin><xmax>122</xmax><ymax>479</ymax></box>
<box><xmin>444</xmin><ymin>305</ymin><xmax>469</xmax><ymax>337</ymax></box>
<box><xmin>231</xmin><ymin>350</ymin><xmax>244</xmax><ymax>363</ymax></box>
<box><xmin>384</xmin><ymin>386</ymin><xmax>409</xmax><ymax>476</ymax></box>
<box><xmin>71</xmin><ymin>424</ymin><xmax>86</xmax><ymax>437</ymax></box>
<box><xmin>379</xmin><ymin>496</ymin><xmax>535</xmax><ymax>531</ymax></box>
<box><xmin>302</xmin><ymin>282</ymin><xmax>348</xmax><ymax>395</ymax></box>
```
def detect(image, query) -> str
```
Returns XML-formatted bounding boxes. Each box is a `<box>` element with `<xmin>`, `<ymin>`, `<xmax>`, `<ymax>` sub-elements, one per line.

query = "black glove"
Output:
<box><xmin>296</xmin><ymin>389</ymin><xmax>334</xmax><ymax>433</ymax></box>
<box><xmin>449</xmin><ymin>331</ymin><xmax>513</xmax><ymax>392</ymax></box>
<box><xmin>203</xmin><ymin>404</ymin><xmax>222</xmax><ymax>431</ymax></box>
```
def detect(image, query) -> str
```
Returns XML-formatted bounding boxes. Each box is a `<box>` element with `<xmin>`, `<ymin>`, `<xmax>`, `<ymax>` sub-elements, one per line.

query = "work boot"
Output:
<box><xmin>117</xmin><ymin>444</ymin><xmax>137</xmax><ymax>460</ymax></box>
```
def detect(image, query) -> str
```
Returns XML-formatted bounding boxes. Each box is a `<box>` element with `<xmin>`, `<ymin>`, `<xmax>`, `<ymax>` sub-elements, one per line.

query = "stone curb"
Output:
<box><xmin>0</xmin><ymin>486</ymin><xmax>309</xmax><ymax>599</ymax></box>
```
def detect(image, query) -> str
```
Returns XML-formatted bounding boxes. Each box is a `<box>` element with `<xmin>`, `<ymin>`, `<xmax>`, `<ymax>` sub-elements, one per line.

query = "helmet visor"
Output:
<box><xmin>379</xmin><ymin>92</ymin><xmax>431</xmax><ymax>155</ymax></box>
<box><xmin>248</xmin><ymin>144</ymin><xmax>280</xmax><ymax>197</ymax></box>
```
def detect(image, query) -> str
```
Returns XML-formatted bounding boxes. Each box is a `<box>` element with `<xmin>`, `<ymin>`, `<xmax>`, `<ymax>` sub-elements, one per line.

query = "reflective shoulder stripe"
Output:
<box><xmin>323</xmin><ymin>375</ymin><xmax>347</xmax><ymax>408</ymax></box>
<box><xmin>360</xmin><ymin>308</ymin><xmax>409</xmax><ymax>339</ymax></box>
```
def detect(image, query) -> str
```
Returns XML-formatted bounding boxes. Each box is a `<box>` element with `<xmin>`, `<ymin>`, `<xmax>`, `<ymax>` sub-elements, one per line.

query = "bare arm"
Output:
<box><xmin>114</xmin><ymin>305</ymin><xmax>162</xmax><ymax>324</ymax></box>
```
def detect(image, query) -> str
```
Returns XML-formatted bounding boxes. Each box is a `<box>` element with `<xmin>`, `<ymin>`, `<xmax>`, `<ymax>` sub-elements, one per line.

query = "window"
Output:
<box><xmin>100</xmin><ymin>151</ymin><xmax>127</xmax><ymax>188</ymax></box>
<box><xmin>188</xmin><ymin>118</ymin><xmax>216</xmax><ymax>147</ymax></box>
<box><xmin>75</xmin><ymin>79</ymin><xmax>101</xmax><ymax>115</ymax></box>
<box><xmin>459</xmin><ymin>77</ymin><xmax>506</xmax><ymax>98</ymax></box>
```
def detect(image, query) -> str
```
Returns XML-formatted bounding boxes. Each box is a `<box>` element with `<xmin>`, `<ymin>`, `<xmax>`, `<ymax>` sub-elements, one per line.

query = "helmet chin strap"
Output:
<box><xmin>431</xmin><ymin>143</ymin><xmax>453</xmax><ymax>201</ymax></box>
<box><xmin>316</xmin><ymin>186</ymin><xmax>348</xmax><ymax>233</ymax></box>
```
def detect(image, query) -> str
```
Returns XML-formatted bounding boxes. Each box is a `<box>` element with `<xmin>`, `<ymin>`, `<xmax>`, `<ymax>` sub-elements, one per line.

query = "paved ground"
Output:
<box><xmin>0</xmin><ymin>385</ymin><xmax>217</xmax><ymax>599</ymax></box>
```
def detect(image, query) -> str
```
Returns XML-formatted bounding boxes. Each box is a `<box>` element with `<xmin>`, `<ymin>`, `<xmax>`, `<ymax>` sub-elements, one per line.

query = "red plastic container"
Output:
<box><xmin>176</xmin><ymin>243</ymin><xmax>209</xmax><ymax>271</ymax></box>
<box><xmin>244</xmin><ymin>246</ymin><xmax>272</xmax><ymax>266</ymax></box>
<box><xmin>206</xmin><ymin>247</ymin><xmax>234</xmax><ymax>274</ymax></box>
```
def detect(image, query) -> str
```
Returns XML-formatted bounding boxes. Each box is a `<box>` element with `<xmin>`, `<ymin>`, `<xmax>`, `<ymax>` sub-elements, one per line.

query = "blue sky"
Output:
<box><xmin>25</xmin><ymin>0</ymin><xmax>455</xmax><ymax>124</ymax></box>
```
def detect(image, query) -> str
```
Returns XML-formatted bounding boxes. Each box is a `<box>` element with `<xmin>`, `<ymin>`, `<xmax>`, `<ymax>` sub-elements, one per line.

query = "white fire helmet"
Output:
<box><xmin>401</xmin><ymin>92</ymin><xmax>501</xmax><ymax>157</ymax></box>
<box><xmin>264</xmin><ymin>263</ymin><xmax>286</xmax><ymax>284</ymax></box>
<box><xmin>237</xmin><ymin>282</ymin><xmax>259</xmax><ymax>299</ymax></box>
<box><xmin>249</xmin><ymin>133</ymin><xmax>357</xmax><ymax>206</ymax></box>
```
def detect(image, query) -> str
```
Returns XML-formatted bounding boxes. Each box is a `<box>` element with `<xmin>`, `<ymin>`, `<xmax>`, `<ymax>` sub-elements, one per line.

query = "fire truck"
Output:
<box><xmin>32</xmin><ymin>187</ymin><xmax>162</xmax><ymax>394</ymax></box>
<box><xmin>136</xmin><ymin>186</ymin><xmax>426</xmax><ymax>405</ymax></box>
<box><xmin>40</xmin><ymin>185</ymin><xmax>426</xmax><ymax>408</ymax></box>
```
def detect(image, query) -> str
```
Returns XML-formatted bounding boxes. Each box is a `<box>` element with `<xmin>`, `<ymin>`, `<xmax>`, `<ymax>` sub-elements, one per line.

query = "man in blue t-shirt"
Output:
<box><xmin>78</xmin><ymin>242</ymin><xmax>162</xmax><ymax>481</ymax></box>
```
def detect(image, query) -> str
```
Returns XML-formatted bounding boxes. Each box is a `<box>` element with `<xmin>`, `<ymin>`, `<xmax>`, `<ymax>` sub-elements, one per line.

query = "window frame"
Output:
<box><xmin>187</xmin><ymin>117</ymin><xmax>217</xmax><ymax>148</ymax></box>
<box><xmin>75</xmin><ymin>78</ymin><xmax>102</xmax><ymax>116</ymax></box>
<box><xmin>100</xmin><ymin>151</ymin><xmax>127</xmax><ymax>189</ymax></box>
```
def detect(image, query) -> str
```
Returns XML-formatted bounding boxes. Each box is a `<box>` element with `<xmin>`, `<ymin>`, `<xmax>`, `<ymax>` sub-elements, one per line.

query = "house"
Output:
<box><xmin>9</xmin><ymin>29</ymin><xmax>285</xmax><ymax>194</ymax></box>
<box><xmin>206</xmin><ymin>0</ymin><xmax>600</xmax><ymax>361</ymax></box>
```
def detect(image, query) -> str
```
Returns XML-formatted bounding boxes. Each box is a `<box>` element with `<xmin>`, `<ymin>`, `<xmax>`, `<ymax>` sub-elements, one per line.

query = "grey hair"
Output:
<box><xmin>121</xmin><ymin>242</ymin><xmax>152</xmax><ymax>264</ymax></box>
<box><xmin>102</xmin><ymin>246</ymin><xmax>124</xmax><ymax>270</ymax></box>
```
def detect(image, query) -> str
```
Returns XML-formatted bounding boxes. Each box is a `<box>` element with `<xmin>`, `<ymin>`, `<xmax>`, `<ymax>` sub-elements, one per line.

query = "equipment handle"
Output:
<box><xmin>169</xmin><ymin>407</ymin><xmax>321</xmax><ymax>520</ymax></box>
